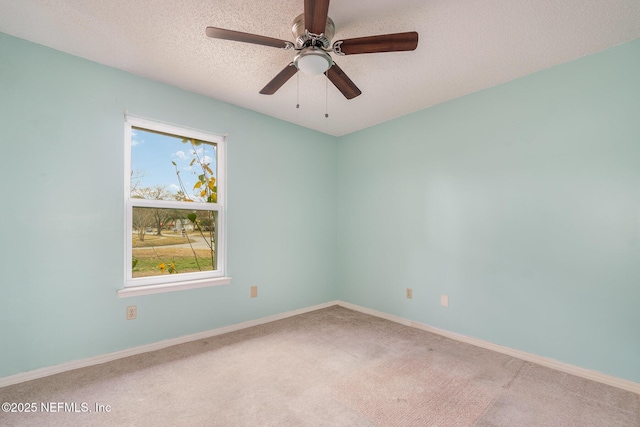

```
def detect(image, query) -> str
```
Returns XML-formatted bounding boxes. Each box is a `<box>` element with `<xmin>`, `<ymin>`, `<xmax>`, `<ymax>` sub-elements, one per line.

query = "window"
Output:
<box><xmin>119</xmin><ymin>116</ymin><xmax>230</xmax><ymax>297</ymax></box>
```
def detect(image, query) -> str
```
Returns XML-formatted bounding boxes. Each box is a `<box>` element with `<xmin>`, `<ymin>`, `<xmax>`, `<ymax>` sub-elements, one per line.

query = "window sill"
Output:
<box><xmin>117</xmin><ymin>276</ymin><xmax>232</xmax><ymax>298</ymax></box>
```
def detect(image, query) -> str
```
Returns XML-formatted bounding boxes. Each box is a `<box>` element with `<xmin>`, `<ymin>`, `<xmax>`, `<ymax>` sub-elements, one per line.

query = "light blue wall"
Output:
<box><xmin>2</xmin><ymin>31</ymin><xmax>639</xmax><ymax>385</ymax></box>
<box><xmin>0</xmin><ymin>33</ymin><xmax>338</xmax><ymax>378</ymax></box>
<box><xmin>337</xmin><ymin>39</ymin><xmax>640</xmax><ymax>383</ymax></box>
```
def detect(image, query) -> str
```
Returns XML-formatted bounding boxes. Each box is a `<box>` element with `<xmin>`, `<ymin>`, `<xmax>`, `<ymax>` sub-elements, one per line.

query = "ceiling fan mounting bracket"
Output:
<box><xmin>332</xmin><ymin>40</ymin><xmax>344</xmax><ymax>56</ymax></box>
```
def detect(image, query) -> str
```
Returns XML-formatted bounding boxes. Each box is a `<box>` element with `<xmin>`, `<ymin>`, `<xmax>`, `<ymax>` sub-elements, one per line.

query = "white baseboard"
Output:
<box><xmin>0</xmin><ymin>301</ymin><xmax>338</xmax><ymax>388</ymax></box>
<box><xmin>2</xmin><ymin>299</ymin><xmax>638</xmax><ymax>395</ymax></box>
<box><xmin>337</xmin><ymin>301</ymin><xmax>640</xmax><ymax>395</ymax></box>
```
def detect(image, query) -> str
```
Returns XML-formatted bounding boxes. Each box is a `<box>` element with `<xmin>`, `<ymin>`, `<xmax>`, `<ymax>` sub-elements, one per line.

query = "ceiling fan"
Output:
<box><xmin>205</xmin><ymin>0</ymin><xmax>418</xmax><ymax>100</ymax></box>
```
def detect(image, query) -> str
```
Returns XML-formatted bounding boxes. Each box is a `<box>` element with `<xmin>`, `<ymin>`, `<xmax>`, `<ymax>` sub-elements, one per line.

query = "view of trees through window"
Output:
<box><xmin>130</xmin><ymin>127</ymin><xmax>218</xmax><ymax>278</ymax></box>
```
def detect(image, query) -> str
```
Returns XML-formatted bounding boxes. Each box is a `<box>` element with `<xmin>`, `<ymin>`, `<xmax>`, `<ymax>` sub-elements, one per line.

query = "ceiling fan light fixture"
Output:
<box><xmin>294</xmin><ymin>48</ymin><xmax>333</xmax><ymax>75</ymax></box>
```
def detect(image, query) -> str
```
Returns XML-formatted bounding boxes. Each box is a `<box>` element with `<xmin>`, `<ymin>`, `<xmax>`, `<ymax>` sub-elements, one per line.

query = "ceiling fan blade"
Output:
<box><xmin>206</xmin><ymin>27</ymin><xmax>291</xmax><ymax>49</ymax></box>
<box><xmin>260</xmin><ymin>63</ymin><xmax>298</xmax><ymax>95</ymax></box>
<box><xmin>335</xmin><ymin>32</ymin><xmax>418</xmax><ymax>55</ymax></box>
<box><xmin>304</xmin><ymin>0</ymin><xmax>330</xmax><ymax>35</ymax></box>
<box><xmin>325</xmin><ymin>63</ymin><xmax>361</xmax><ymax>100</ymax></box>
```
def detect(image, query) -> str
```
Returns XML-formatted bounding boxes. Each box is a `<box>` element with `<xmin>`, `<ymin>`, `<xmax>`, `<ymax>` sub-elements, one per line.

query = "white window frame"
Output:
<box><xmin>118</xmin><ymin>115</ymin><xmax>231</xmax><ymax>297</ymax></box>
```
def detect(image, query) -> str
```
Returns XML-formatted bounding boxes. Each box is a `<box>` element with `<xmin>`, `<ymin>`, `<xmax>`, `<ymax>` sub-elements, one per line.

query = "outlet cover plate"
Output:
<box><xmin>126</xmin><ymin>305</ymin><xmax>137</xmax><ymax>320</ymax></box>
<box><xmin>440</xmin><ymin>295</ymin><xmax>449</xmax><ymax>307</ymax></box>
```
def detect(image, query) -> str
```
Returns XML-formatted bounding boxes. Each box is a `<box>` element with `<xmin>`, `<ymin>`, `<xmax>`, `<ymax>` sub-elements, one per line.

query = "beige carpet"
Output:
<box><xmin>1</xmin><ymin>306</ymin><xmax>638</xmax><ymax>426</ymax></box>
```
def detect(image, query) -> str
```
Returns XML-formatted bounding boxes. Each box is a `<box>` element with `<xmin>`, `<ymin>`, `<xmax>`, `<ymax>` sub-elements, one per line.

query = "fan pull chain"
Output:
<box><xmin>325</xmin><ymin>77</ymin><xmax>329</xmax><ymax>118</ymax></box>
<box><xmin>296</xmin><ymin>73</ymin><xmax>300</xmax><ymax>109</ymax></box>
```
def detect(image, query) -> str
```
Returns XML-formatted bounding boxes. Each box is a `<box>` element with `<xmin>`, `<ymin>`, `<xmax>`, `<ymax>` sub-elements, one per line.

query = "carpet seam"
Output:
<box><xmin>502</xmin><ymin>359</ymin><xmax>528</xmax><ymax>390</ymax></box>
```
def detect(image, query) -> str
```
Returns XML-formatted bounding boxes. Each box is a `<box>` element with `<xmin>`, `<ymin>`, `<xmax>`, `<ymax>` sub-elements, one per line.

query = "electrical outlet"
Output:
<box><xmin>126</xmin><ymin>305</ymin><xmax>137</xmax><ymax>320</ymax></box>
<box><xmin>440</xmin><ymin>295</ymin><xmax>449</xmax><ymax>308</ymax></box>
<box><xmin>250</xmin><ymin>286</ymin><xmax>258</xmax><ymax>298</ymax></box>
<box><xmin>406</xmin><ymin>288</ymin><xmax>413</xmax><ymax>299</ymax></box>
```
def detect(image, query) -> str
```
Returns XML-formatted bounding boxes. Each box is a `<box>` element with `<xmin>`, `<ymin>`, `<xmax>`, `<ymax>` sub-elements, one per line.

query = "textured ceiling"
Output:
<box><xmin>1</xmin><ymin>0</ymin><xmax>639</xmax><ymax>136</ymax></box>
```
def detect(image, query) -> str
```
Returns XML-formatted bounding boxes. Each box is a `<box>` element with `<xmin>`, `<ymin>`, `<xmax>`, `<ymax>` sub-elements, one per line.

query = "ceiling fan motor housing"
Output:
<box><xmin>291</xmin><ymin>13</ymin><xmax>335</xmax><ymax>49</ymax></box>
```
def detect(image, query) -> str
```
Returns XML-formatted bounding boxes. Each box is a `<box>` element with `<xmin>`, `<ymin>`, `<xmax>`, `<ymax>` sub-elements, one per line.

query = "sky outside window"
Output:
<box><xmin>131</xmin><ymin>128</ymin><xmax>217</xmax><ymax>200</ymax></box>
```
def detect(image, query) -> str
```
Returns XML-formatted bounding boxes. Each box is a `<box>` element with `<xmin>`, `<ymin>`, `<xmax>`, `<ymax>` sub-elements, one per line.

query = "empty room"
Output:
<box><xmin>0</xmin><ymin>0</ymin><xmax>639</xmax><ymax>425</ymax></box>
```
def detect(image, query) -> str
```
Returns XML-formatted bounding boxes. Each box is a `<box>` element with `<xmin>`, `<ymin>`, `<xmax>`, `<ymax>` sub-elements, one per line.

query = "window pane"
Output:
<box><xmin>131</xmin><ymin>128</ymin><xmax>217</xmax><ymax>202</ymax></box>
<box><xmin>131</xmin><ymin>207</ymin><xmax>218</xmax><ymax>278</ymax></box>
